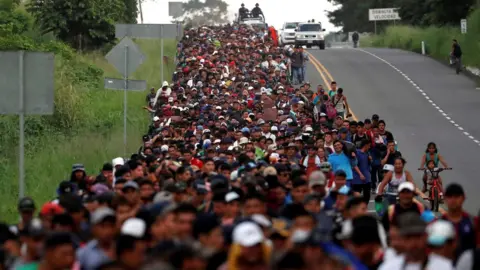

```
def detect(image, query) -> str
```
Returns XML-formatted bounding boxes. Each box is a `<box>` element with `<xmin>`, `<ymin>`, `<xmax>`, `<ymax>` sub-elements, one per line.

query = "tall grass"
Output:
<box><xmin>362</xmin><ymin>9</ymin><xmax>480</xmax><ymax>68</ymax></box>
<box><xmin>0</xmin><ymin>39</ymin><xmax>177</xmax><ymax>222</ymax></box>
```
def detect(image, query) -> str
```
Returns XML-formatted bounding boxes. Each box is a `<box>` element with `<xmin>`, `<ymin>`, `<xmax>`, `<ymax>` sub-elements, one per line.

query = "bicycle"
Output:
<box><xmin>418</xmin><ymin>167</ymin><xmax>452</xmax><ymax>212</ymax></box>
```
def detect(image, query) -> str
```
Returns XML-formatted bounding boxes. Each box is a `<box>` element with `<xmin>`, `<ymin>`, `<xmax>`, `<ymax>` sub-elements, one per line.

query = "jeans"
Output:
<box><xmin>301</xmin><ymin>66</ymin><xmax>307</xmax><ymax>82</ymax></box>
<box><xmin>370</xmin><ymin>165</ymin><xmax>383</xmax><ymax>190</ymax></box>
<box><xmin>352</xmin><ymin>183</ymin><xmax>371</xmax><ymax>204</ymax></box>
<box><xmin>292</xmin><ymin>67</ymin><xmax>302</xmax><ymax>84</ymax></box>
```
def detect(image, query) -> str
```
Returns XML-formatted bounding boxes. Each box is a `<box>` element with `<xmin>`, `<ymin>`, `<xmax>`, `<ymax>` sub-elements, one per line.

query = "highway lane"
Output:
<box><xmin>306</xmin><ymin>47</ymin><xmax>480</xmax><ymax>214</ymax></box>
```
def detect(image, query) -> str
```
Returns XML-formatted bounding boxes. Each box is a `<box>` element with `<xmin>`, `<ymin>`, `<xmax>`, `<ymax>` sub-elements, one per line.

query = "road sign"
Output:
<box><xmin>0</xmin><ymin>51</ymin><xmax>55</xmax><ymax>199</ymax></box>
<box><xmin>115</xmin><ymin>24</ymin><xmax>181</xmax><ymax>39</ymax></box>
<box><xmin>0</xmin><ymin>51</ymin><xmax>54</xmax><ymax>115</ymax></box>
<box><xmin>104</xmin><ymin>38</ymin><xmax>147</xmax><ymax>156</ymax></box>
<box><xmin>114</xmin><ymin>23</ymin><xmax>183</xmax><ymax>88</ymax></box>
<box><xmin>369</xmin><ymin>8</ymin><xmax>401</xmax><ymax>21</ymax></box>
<box><xmin>169</xmin><ymin>2</ymin><xmax>183</xmax><ymax>18</ymax></box>
<box><xmin>104</xmin><ymin>78</ymin><xmax>147</xmax><ymax>91</ymax></box>
<box><xmin>105</xmin><ymin>37</ymin><xmax>145</xmax><ymax>78</ymax></box>
<box><xmin>461</xmin><ymin>19</ymin><xmax>467</xmax><ymax>34</ymax></box>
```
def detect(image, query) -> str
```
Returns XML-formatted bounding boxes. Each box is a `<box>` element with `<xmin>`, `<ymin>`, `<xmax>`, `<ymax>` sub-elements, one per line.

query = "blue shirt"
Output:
<box><xmin>328</xmin><ymin>152</ymin><xmax>353</xmax><ymax>180</ymax></box>
<box><xmin>352</xmin><ymin>150</ymin><xmax>371</xmax><ymax>185</ymax></box>
<box><xmin>77</xmin><ymin>240</ymin><xmax>112</xmax><ymax>270</ymax></box>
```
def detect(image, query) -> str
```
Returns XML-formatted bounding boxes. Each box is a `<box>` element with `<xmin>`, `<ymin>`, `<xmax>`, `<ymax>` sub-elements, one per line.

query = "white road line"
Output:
<box><xmin>359</xmin><ymin>49</ymin><xmax>479</xmax><ymax>146</ymax></box>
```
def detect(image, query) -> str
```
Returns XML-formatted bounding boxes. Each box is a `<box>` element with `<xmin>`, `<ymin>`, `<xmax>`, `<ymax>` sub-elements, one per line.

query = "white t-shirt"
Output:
<box><xmin>379</xmin><ymin>253</ymin><xmax>454</xmax><ymax>270</ymax></box>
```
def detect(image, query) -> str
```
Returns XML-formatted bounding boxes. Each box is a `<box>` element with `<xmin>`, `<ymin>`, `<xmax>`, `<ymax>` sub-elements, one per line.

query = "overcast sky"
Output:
<box><xmin>140</xmin><ymin>0</ymin><xmax>341</xmax><ymax>31</ymax></box>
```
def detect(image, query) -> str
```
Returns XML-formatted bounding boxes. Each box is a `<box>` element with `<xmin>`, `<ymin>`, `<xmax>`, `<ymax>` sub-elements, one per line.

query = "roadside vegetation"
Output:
<box><xmin>0</xmin><ymin>0</ymin><xmax>176</xmax><ymax>221</ymax></box>
<box><xmin>362</xmin><ymin>10</ymin><xmax>480</xmax><ymax>68</ymax></box>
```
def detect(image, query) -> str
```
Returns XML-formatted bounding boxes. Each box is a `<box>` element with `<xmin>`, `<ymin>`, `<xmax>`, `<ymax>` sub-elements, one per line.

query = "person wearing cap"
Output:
<box><xmin>224</xmin><ymin>191</ymin><xmax>242</xmax><ymax>225</ymax></box>
<box><xmin>425</xmin><ymin>220</ymin><xmax>457</xmax><ymax>269</ymax></box>
<box><xmin>115</xmin><ymin>218</ymin><xmax>148</xmax><ymax>270</ymax></box>
<box><xmin>77</xmin><ymin>207</ymin><xmax>117</xmax><ymax>270</ymax></box>
<box><xmin>379</xmin><ymin>212</ymin><xmax>431</xmax><ymax>269</ymax></box>
<box><xmin>70</xmin><ymin>163</ymin><xmax>88</xmax><ymax>193</ymax></box>
<box><xmin>223</xmin><ymin>221</ymin><xmax>271</xmax><ymax>270</ymax></box>
<box><xmin>300</xmin><ymin>145</ymin><xmax>321</xmax><ymax>178</ymax></box>
<box><xmin>17</xmin><ymin>197</ymin><xmax>36</xmax><ymax>232</ymax></box>
<box><xmin>440</xmin><ymin>183</ymin><xmax>476</xmax><ymax>262</ymax></box>
<box><xmin>382</xmin><ymin>181</ymin><xmax>425</xmax><ymax>232</ymax></box>
<box><xmin>95</xmin><ymin>163</ymin><xmax>113</xmax><ymax>185</ymax></box>
<box><xmin>14</xmin><ymin>218</ymin><xmax>46</xmax><ymax>269</ymax></box>
<box><xmin>351</xmin><ymin>139</ymin><xmax>372</xmax><ymax>204</ymax></box>
<box><xmin>122</xmin><ymin>181</ymin><xmax>141</xmax><ymax>208</ymax></box>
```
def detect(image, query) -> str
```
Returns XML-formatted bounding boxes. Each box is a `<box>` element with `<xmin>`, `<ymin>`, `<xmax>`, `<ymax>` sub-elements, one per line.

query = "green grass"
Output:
<box><xmin>0</xmin><ymin>39</ymin><xmax>177</xmax><ymax>222</ymax></box>
<box><xmin>362</xmin><ymin>9</ymin><xmax>480</xmax><ymax>68</ymax></box>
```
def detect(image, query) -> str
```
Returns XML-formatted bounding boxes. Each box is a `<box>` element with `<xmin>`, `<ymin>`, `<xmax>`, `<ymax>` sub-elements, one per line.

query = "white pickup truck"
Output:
<box><xmin>294</xmin><ymin>22</ymin><xmax>326</xmax><ymax>50</ymax></box>
<box><xmin>279</xmin><ymin>22</ymin><xmax>299</xmax><ymax>45</ymax></box>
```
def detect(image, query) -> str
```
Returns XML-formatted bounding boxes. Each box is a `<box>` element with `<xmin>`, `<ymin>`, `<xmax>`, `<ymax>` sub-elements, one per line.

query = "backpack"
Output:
<box><xmin>325</xmin><ymin>100</ymin><xmax>337</xmax><ymax>119</ymax></box>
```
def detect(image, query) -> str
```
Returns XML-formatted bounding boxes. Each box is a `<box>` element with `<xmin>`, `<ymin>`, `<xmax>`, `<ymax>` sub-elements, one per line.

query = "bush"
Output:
<box><xmin>0</xmin><ymin>37</ymin><xmax>178</xmax><ymax>221</ymax></box>
<box><xmin>364</xmin><ymin>9</ymin><xmax>480</xmax><ymax>68</ymax></box>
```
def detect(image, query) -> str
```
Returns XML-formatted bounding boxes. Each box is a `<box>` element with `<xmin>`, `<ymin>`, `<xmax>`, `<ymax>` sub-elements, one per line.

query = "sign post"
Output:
<box><xmin>115</xmin><ymin>24</ymin><xmax>183</xmax><ymax>86</ymax></box>
<box><xmin>461</xmin><ymin>19</ymin><xmax>467</xmax><ymax>34</ymax></box>
<box><xmin>369</xmin><ymin>8</ymin><xmax>401</xmax><ymax>34</ymax></box>
<box><xmin>0</xmin><ymin>51</ymin><xmax>54</xmax><ymax>199</ymax></box>
<box><xmin>105</xmin><ymin>37</ymin><xmax>146</xmax><ymax>156</ymax></box>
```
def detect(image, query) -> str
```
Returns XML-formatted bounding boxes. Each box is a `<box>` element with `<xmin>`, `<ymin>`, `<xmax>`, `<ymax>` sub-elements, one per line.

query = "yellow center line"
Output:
<box><xmin>306</xmin><ymin>51</ymin><xmax>358</xmax><ymax>121</ymax></box>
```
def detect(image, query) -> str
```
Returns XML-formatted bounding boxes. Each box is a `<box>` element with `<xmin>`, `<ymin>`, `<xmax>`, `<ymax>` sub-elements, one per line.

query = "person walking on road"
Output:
<box><xmin>352</xmin><ymin>32</ymin><xmax>359</xmax><ymax>48</ymax></box>
<box><xmin>451</xmin><ymin>39</ymin><xmax>462</xmax><ymax>74</ymax></box>
<box><xmin>290</xmin><ymin>45</ymin><xmax>304</xmax><ymax>85</ymax></box>
<box><xmin>300</xmin><ymin>47</ymin><xmax>309</xmax><ymax>83</ymax></box>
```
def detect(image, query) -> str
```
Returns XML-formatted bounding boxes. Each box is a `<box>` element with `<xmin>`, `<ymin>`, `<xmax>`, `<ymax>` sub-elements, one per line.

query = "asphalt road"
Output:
<box><xmin>306</xmin><ymin>47</ymin><xmax>480</xmax><ymax>214</ymax></box>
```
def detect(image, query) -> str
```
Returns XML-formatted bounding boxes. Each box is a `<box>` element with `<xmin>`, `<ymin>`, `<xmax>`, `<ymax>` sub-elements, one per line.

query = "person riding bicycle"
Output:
<box><xmin>422</xmin><ymin>160</ymin><xmax>445</xmax><ymax>200</ymax></box>
<box><xmin>251</xmin><ymin>3</ymin><xmax>263</xmax><ymax>19</ymax></box>
<box><xmin>376</xmin><ymin>157</ymin><xmax>415</xmax><ymax>205</ymax></box>
<box><xmin>420</xmin><ymin>142</ymin><xmax>448</xmax><ymax>193</ymax></box>
<box><xmin>238</xmin><ymin>3</ymin><xmax>249</xmax><ymax>20</ymax></box>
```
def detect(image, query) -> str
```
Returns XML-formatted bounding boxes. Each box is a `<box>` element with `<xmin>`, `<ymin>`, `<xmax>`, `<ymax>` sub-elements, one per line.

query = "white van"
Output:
<box><xmin>279</xmin><ymin>22</ymin><xmax>299</xmax><ymax>45</ymax></box>
<box><xmin>294</xmin><ymin>23</ymin><xmax>326</xmax><ymax>50</ymax></box>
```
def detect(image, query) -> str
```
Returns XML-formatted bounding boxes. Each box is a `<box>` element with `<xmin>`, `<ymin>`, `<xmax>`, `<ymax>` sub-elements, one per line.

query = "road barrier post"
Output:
<box><xmin>421</xmin><ymin>41</ymin><xmax>426</xmax><ymax>55</ymax></box>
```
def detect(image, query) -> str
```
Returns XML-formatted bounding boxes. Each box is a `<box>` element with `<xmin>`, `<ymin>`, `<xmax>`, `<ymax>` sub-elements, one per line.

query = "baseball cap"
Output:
<box><xmin>18</xmin><ymin>197</ymin><xmax>36</xmax><ymax>212</ymax></box>
<box><xmin>40</xmin><ymin>202</ymin><xmax>64</xmax><ymax>216</ymax></box>
<box><xmin>427</xmin><ymin>220</ymin><xmax>456</xmax><ymax>246</ymax></box>
<box><xmin>398</xmin><ymin>182</ymin><xmax>415</xmax><ymax>193</ymax></box>
<box><xmin>90</xmin><ymin>207</ymin><xmax>116</xmax><ymax>225</ymax></box>
<box><xmin>225</xmin><ymin>191</ymin><xmax>240</xmax><ymax>203</ymax></box>
<box><xmin>397</xmin><ymin>212</ymin><xmax>426</xmax><ymax>236</ymax></box>
<box><xmin>58</xmin><ymin>181</ymin><xmax>76</xmax><ymax>195</ymax></box>
<box><xmin>122</xmin><ymin>181</ymin><xmax>139</xmax><ymax>191</ymax></box>
<box><xmin>72</xmin><ymin>163</ymin><xmax>85</xmax><ymax>172</ymax></box>
<box><xmin>121</xmin><ymin>218</ymin><xmax>147</xmax><ymax>238</ymax></box>
<box><xmin>308</xmin><ymin>171</ymin><xmax>326</xmax><ymax>188</ymax></box>
<box><xmin>233</xmin><ymin>222</ymin><xmax>264</xmax><ymax>247</ymax></box>
<box><xmin>153</xmin><ymin>191</ymin><xmax>174</xmax><ymax>203</ymax></box>
<box><xmin>24</xmin><ymin>218</ymin><xmax>46</xmax><ymax>237</ymax></box>
<box><xmin>192</xmin><ymin>180</ymin><xmax>208</xmax><ymax>195</ymax></box>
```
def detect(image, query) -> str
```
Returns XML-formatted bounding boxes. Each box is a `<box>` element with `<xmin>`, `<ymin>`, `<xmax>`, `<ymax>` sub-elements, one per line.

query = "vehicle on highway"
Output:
<box><xmin>294</xmin><ymin>22</ymin><xmax>326</xmax><ymax>49</ymax></box>
<box><xmin>279</xmin><ymin>22</ymin><xmax>299</xmax><ymax>45</ymax></box>
<box><xmin>240</xmin><ymin>16</ymin><xmax>268</xmax><ymax>30</ymax></box>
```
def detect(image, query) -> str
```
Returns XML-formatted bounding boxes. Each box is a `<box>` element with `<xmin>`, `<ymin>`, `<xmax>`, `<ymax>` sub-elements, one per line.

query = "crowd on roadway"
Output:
<box><xmin>1</xmin><ymin>23</ymin><xmax>480</xmax><ymax>270</ymax></box>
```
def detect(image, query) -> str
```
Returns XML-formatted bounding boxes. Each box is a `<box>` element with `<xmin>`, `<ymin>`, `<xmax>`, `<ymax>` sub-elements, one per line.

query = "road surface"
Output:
<box><xmin>306</xmin><ymin>47</ymin><xmax>480</xmax><ymax>214</ymax></box>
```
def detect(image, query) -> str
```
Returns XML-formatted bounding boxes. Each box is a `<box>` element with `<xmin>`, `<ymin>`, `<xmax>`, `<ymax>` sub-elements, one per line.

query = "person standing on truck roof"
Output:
<box><xmin>239</xmin><ymin>3</ymin><xmax>248</xmax><ymax>20</ymax></box>
<box><xmin>251</xmin><ymin>3</ymin><xmax>263</xmax><ymax>19</ymax></box>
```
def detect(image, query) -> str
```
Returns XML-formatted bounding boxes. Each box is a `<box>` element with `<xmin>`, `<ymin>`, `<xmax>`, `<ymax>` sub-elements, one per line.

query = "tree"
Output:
<box><xmin>122</xmin><ymin>0</ymin><xmax>138</xmax><ymax>24</ymax></box>
<box><xmin>328</xmin><ymin>0</ymin><xmax>476</xmax><ymax>31</ymax></box>
<box><xmin>173</xmin><ymin>0</ymin><xmax>229</xmax><ymax>27</ymax></box>
<box><xmin>0</xmin><ymin>0</ymin><xmax>32</xmax><ymax>35</ymax></box>
<box><xmin>27</xmin><ymin>0</ymin><xmax>127</xmax><ymax>51</ymax></box>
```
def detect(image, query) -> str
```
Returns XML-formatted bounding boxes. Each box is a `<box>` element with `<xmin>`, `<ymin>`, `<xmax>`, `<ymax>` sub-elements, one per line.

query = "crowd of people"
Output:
<box><xmin>0</xmin><ymin>23</ymin><xmax>479</xmax><ymax>270</ymax></box>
